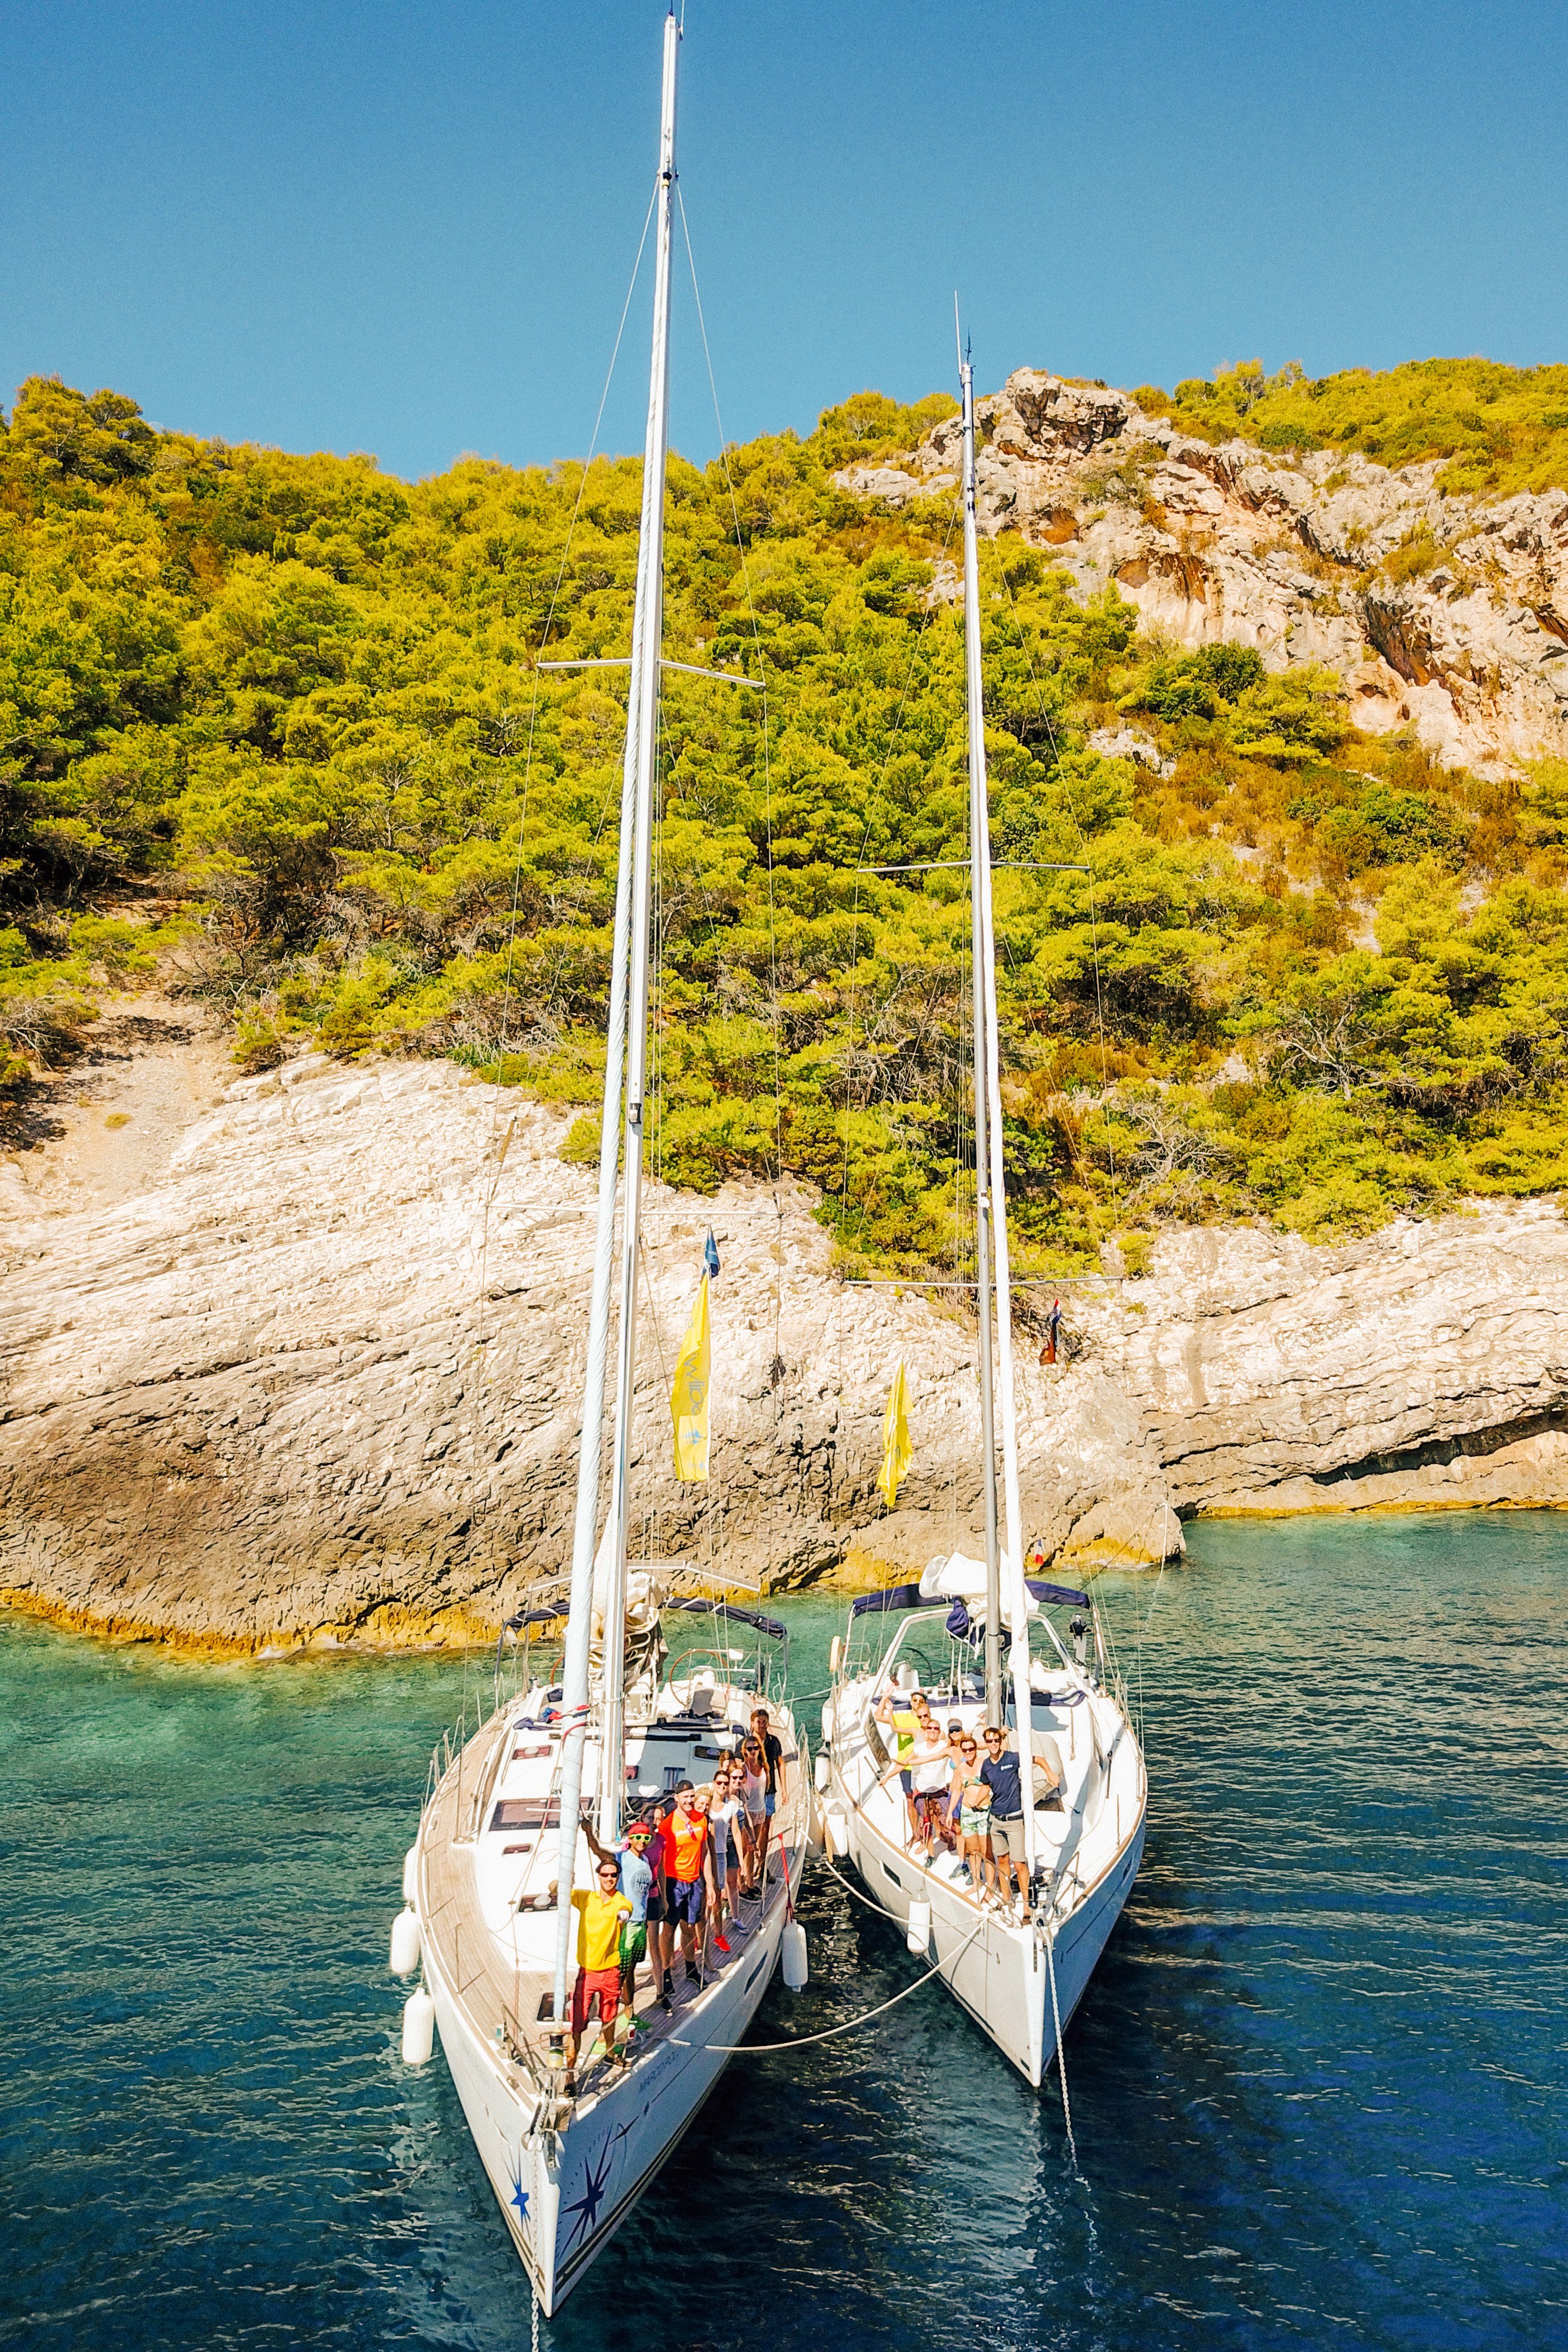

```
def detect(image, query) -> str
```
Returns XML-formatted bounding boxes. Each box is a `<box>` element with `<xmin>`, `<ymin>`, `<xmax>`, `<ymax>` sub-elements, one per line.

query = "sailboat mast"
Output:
<box><xmin>964</xmin><ymin>353</ymin><xmax>1034</xmax><ymax>1872</ymax></box>
<box><xmin>960</xmin><ymin>353</ymin><xmax>1004</xmax><ymax>1726</ymax></box>
<box><xmin>599</xmin><ymin>7</ymin><xmax>680</xmax><ymax>1845</ymax></box>
<box><xmin>552</xmin><ymin>10</ymin><xmax>680</xmax><ymax>2020</ymax></box>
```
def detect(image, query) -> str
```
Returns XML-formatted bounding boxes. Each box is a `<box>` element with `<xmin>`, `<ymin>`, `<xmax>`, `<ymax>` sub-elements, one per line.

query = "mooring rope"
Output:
<box><xmin>668</xmin><ymin>1911</ymin><xmax>987</xmax><ymax>2055</ymax></box>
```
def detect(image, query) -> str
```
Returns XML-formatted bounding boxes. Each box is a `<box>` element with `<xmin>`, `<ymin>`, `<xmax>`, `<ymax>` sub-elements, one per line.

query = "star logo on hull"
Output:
<box><xmin>509</xmin><ymin>2174</ymin><xmax>530</xmax><ymax>2229</ymax></box>
<box><xmin>562</xmin><ymin>2135</ymin><xmax>615</xmax><ymax>2248</ymax></box>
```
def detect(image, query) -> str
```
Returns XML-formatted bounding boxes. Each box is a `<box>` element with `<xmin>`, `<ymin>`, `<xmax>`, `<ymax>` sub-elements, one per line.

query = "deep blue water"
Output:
<box><xmin>2</xmin><ymin>1513</ymin><xmax>1566</xmax><ymax>2352</ymax></box>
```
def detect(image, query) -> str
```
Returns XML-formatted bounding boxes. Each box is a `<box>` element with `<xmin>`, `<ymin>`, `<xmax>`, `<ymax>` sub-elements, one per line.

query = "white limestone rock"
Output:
<box><xmin>833</xmin><ymin>367</ymin><xmax>1568</xmax><ymax>775</ymax></box>
<box><xmin>5</xmin><ymin>1054</ymin><xmax>1568</xmax><ymax>1647</ymax></box>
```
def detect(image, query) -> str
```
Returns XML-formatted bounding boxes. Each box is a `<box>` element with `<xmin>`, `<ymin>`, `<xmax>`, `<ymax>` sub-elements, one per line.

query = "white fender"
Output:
<box><xmin>814</xmin><ymin>1751</ymin><xmax>830</xmax><ymax>1793</ymax></box>
<box><xmin>401</xmin><ymin>1985</ymin><xmax>435</xmax><ymax>2065</ymax></box>
<box><xmin>389</xmin><ymin>1905</ymin><xmax>422</xmax><ymax>1976</ymax></box>
<box><xmin>782</xmin><ymin>1920</ymin><xmax>809</xmax><ymax>1990</ymax></box>
<box><xmin>402</xmin><ymin>1846</ymin><xmax>417</xmax><ymax>1903</ymax></box>
<box><xmin>825</xmin><ymin>1808</ymin><xmax>849</xmax><ymax>1857</ymax></box>
<box><xmin>906</xmin><ymin>1898</ymin><xmax>932</xmax><ymax>1957</ymax></box>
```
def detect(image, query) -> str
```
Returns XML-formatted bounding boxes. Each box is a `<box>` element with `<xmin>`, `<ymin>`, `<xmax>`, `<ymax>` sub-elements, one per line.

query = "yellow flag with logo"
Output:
<box><xmin>670</xmin><ymin>1273</ymin><xmax>712</xmax><ymax>1482</ymax></box>
<box><xmin>878</xmin><ymin>1359</ymin><xmax>912</xmax><ymax>1509</ymax></box>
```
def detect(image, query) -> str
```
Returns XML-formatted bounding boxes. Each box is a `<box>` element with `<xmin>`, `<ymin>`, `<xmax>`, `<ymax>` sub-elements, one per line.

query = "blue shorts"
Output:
<box><xmin>764</xmin><ymin>1792</ymin><xmax>776</xmax><ymax>1818</ymax></box>
<box><xmin>666</xmin><ymin>1875</ymin><xmax>705</xmax><ymax>1927</ymax></box>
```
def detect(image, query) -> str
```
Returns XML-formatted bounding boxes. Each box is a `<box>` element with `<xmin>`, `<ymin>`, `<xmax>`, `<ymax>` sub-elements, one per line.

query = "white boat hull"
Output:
<box><xmin>412</xmin><ymin>1680</ymin><xmax>809</xmax><ymax>2316</ymax></box>
<box><xmin>832</xmin><ymin>1778</ymin><xmax>1144</xmax><ymax>2085</ymax></box>
<box><xmin>822</xmin><ymin>1628</ymin><xmax>1146</xmax><ymax>2087</ymax></box>
<box><xmin>425</xmin><ymin>1871</ymin><xmax>797</xmax><ymax>2310</ymax></box>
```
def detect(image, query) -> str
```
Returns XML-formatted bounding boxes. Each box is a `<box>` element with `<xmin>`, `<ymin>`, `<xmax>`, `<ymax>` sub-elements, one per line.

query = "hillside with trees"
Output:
<box><xmin>5</xmin><ymin>363</ymin><xmax>1568</xmax><ymax>1277</ymax></box>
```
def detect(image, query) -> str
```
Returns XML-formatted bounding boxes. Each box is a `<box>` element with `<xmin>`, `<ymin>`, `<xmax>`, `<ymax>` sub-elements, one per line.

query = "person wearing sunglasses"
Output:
<box><xmin>945</xmin><ymin>1735</ymin><xmax>995</xmax><ymax>1899</ymax></box>
<box><xmin>979</xmin><ymin>1726</ymin><xmax>1031</xmax><ymax>1920</ymax></box>
<box><xmin>550</xmin><ymin>1856</ymin><xmax>633</xmax><ymax>2096</ymax></box>
<box><xmin>738</xmin><ymin>1741</ymin><xmax>768</xmax><ymax>1893</ymax></box>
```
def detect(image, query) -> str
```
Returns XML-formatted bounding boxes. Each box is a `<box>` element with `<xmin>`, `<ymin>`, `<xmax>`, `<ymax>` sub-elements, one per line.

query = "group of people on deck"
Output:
<box><xmin>874</xmin><ymin>1685</ymin><xmax>1060</xmax><ymax>1921</ymax></box>
<box><xmin>553</xmin><ymin>1707</ymin><xmax>784</xmax><ymax>2093</ymax></box>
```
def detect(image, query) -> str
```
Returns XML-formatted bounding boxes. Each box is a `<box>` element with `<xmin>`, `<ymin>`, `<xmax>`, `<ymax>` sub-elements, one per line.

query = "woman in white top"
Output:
<box><xmin>709</xmin><ymin>1766</ymin><xmax>747</xmax><ymax>1943</ymax></box>
<box><xmin>910</xmin><ymin>1715</ymin><xmax>952</xmax><ymax>1859</ymax></box>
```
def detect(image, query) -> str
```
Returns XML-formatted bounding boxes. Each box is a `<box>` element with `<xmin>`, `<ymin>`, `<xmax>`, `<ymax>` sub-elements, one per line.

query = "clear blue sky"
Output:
<box><xmin>2</xmin><ymin>0</ymin><xmax>1564</xmax><ymax>481</ymax></box>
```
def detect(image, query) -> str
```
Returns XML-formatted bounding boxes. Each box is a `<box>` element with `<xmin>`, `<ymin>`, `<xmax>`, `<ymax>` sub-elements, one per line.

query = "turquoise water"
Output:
<box><xmin>2</xmin><ymin>1513</ymin><xmax>1565</xmax><ymax>2351</ymax></box>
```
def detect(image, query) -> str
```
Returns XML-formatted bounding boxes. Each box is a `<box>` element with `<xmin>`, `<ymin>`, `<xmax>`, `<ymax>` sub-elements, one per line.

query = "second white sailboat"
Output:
<box><xmin>818</xmin><ymin>342</ymin><xmax>1147</xmax><ymax>2087</ymax></box>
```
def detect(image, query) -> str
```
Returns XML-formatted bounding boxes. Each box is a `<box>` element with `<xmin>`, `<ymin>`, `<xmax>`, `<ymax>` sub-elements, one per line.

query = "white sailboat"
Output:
<box><xmin>817</xmin><ymin>344</ymin><xmax>1147</xmax><ymax>2088</ymax></box>
<box><xmin>392</xmin><ymin>14</ymin><xmax>810</xmax><ymax>2314</ymax></box>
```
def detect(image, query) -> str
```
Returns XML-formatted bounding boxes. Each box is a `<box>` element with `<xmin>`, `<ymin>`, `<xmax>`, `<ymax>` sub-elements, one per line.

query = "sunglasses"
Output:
<box><xmin>960</xmin><ymin>1744</ymin><xmax>978</xmax><ymax>1755</ymax></box>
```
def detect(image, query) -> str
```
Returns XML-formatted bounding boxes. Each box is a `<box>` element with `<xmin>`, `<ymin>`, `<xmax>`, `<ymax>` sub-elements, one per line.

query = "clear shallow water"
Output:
<box><xmin>2</xmin><ymin>1513</ymin><xmax>1566</xmax><ymax>2352</ymax></box>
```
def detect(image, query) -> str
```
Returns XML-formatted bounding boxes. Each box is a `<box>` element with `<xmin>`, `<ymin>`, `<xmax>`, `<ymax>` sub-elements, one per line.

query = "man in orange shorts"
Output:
<box><xmin>561</xmin><ymin>1855</ymin><xmax>633</xmax><ymax>2094</ymax></box>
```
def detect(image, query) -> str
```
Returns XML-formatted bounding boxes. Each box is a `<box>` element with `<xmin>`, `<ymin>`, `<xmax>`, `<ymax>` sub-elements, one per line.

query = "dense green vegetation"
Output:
<box><xmin>1132</xmin><ymin>355</ymin><xmax>1568</xmax><ymax>499</ymax></box>
<box><xmin>4</xmin><ymin>367</ymin><xmax>1568</xmax><ymax>1276</ymax></box>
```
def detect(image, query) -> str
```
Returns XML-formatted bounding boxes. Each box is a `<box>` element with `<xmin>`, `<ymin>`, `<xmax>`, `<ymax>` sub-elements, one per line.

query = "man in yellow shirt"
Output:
<box><xmin>556</xmin><ymin>1858</ymin><xmax>633</xmax><ymax>2094</ymax></box>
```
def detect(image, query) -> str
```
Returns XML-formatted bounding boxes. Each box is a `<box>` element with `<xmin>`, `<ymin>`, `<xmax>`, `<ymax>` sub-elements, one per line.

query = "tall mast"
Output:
<box><xmin>960</xmin><ymin>353</ymin><xmax>1004</xmax><ymax>1726</ymax></box>
<box><xmin>552</xmin><ymin>10</ymin><xmax>680</xmax><ymax>2021</ymax></box>
<box><xmin>599</xmin><ymin>7</ymin><xmax>680</xmax><ymax>1847</ymax></box>
<box><xmin>961</xmin><ymin>349</ymin><xmax>1036</xmax><ymax>1872</ymax></box>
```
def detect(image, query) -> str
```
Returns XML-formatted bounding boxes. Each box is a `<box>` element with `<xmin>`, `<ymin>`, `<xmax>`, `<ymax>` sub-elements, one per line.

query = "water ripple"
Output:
<box><xmin>2</xmin><ymin>1512</ymin><xmax>1566</xmax><ymax>2351</ymax></box>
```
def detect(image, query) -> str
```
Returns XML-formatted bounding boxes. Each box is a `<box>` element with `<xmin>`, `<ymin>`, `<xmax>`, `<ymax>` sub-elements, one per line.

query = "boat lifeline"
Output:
<box><xmin>817</xmin><ymin>342</ymin><xmax>1146</xmax><ymax>2088</ymax></box>
<box><xmin>390</xmin><ymin>13</ymin><xmax>810</xmax><ymax>2313</ymax></box>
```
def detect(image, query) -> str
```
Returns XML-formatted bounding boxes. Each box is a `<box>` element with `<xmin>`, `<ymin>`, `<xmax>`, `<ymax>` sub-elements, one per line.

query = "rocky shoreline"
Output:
<box><xmin>4</xmin><ymin>1050</ymin><xmax>1566</xmax><ymax>1656</ymax></box>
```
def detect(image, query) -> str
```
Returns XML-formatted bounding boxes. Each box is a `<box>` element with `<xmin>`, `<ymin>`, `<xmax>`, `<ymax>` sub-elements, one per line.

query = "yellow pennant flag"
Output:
<box><xmin>878</xmin><ymin>1360</ymin><xmax>912</xmax><ymax>1509</ymax></box>
<box><xmin>670</xmin><ymin>1273</ymin><xmax>712</xmax><ymax>1482</ymax></box>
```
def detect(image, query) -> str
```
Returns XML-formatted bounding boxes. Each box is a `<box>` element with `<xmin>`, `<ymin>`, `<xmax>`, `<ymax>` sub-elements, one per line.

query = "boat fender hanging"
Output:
<box><xmin>781</xmin><ymin>1920</ymin><xmax>809</xmax><ymax>1991</ymax></box>
<box><xmin>825</xmin><ymin>1808</ymin><xmax>850</xmax><ymax>1858</ymax></box>
<box><xmin>806</xmin><ymin>1799</ymin><xmax>825</xmax><ymax>1855</ymax></box>
<box><xmin>390</xmin><ymin>1906</ymin><xmax>422</xmax><ymax>1976</ymax></box>
<box><xmin>401</xmin><ymin>1985</ymin><xmax>435</xmax><ymax>2066</ymax></box>
<box><xmin>828</xmin><ymin>1635</ymin><xmax>841</xmax><ymax>1676</ymax></box>
<box><xmin>402</xmin><ymin>1847</ymin><xmax>418</xmax><ymax>1903</ymax></box>
<box><xmin>814</xmin><ymin>1753</ymin><xmax>830</xmax><ymax>1794</ymax></box>
<box><xmin>906</xmin><ymin>1899</ymin><xmax>932</xmax><ymax>1957</ymax></box>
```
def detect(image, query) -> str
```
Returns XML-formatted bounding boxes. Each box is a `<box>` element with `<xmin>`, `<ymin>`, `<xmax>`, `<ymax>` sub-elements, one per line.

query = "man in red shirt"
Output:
<box><xmin>655</xmin><ymin>1779</ymin><xmax>713</xmax><ymax>1995</ymax></box>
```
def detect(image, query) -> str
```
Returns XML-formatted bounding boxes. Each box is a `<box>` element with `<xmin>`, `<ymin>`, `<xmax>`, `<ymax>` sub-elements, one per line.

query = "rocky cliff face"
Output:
<box><xmin>4</xmin><ymin>1055</ymin><xmax>1566</xmax><ymax>1652</ymax></box>
<box><xmin>837</xmin><ymin>370</ymin><xmax>1568</xmax><ymax>777</ymax></box>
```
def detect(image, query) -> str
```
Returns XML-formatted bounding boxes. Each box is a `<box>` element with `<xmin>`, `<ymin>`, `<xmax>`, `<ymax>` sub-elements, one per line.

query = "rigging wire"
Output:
<box><xmin>462</xmin><ymin>181</ymin><xmax>660</xmax><ymax>1639</ymax></box>
<box><xmin>675</xmin><ymin>184</ymin><xmax>789</xmax><ymax>1395</ymax></box>
<box><xmin>840</xmin><ymin>499</ymin><xmax>964</xmax><ymax>1262</ymax></box>
<box><xmin>994</xmin><ymin>554</ymin><xmax>1122</xmax><ymax>1222</ymax></box>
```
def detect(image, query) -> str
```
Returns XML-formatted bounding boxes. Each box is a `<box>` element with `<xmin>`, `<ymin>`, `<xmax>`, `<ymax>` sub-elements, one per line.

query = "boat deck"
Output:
<box><xmin>419</xmin><ymin>1696</ymin><xmax>803</xmax><ymax>2112</ymax></box>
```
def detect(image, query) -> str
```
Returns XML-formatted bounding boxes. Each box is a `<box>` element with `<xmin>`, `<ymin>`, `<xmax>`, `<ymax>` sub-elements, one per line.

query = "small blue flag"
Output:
<box><xmin>704</xmin><ymin>1229</ymin><xmax>720</xmax><ymax>1284</ymax></box>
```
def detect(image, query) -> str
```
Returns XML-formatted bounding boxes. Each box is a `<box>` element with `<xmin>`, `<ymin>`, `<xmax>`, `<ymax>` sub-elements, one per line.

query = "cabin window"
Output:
<box><xmin>490</xmin><ymin>1798</ymin><xmax>562</xmax><ymax>1832</ymax></box>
